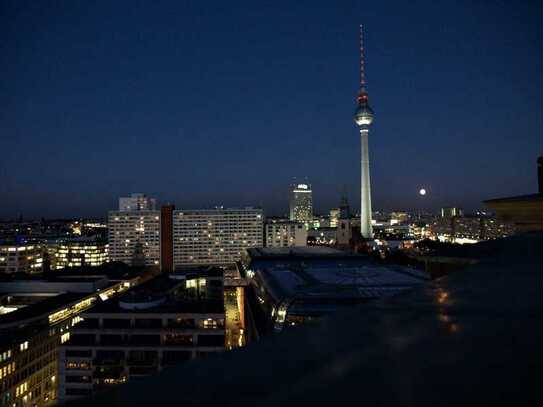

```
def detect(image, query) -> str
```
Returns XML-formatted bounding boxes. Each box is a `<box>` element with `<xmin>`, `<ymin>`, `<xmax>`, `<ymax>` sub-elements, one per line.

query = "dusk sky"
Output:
<box><xmin>2</xmin><ymin>1</ymin><xmax>542</xmax><ymax>219</ymax></box>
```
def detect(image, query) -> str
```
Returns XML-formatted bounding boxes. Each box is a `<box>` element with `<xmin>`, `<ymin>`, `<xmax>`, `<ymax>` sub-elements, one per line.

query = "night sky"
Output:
<box><xmin>2</xmin><ymin>1</ymin><xmax>542</xmax><ymax>219</ymax></box>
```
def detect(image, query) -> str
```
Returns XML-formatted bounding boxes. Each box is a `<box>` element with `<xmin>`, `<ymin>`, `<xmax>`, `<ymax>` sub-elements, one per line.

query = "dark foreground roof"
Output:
<box><xmin>483</xmin><ymin>192</ymin><xmax>543</xmax><ymax>204</ymax></box>
<box><xmin>70</xmin><ymin>233</ymin><xmax>543</xmax><ymax>406</ymax></box>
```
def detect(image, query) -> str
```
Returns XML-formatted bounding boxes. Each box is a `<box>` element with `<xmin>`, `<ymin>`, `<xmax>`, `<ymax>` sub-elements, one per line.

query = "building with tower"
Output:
<box><xmin>353</xmin><ymin>25</ymin><xmax>374</xmax><ymax>239</ymax></box>
<box><xmin>288</xmin><ymin>184</ymin><xmax>313</xmax><ymax>222</ymax></box>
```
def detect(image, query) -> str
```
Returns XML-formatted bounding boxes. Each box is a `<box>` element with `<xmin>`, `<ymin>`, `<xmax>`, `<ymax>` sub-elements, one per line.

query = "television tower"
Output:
<box><xmin>354</xmin><ymin>24</ymin><xmax>374</xmax><ymax>239</ymax></box>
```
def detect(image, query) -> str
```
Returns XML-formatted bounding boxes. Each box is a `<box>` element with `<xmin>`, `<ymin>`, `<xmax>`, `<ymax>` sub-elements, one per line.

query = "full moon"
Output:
<box><xmin>419</xmin><ymin>188</ymin><xmax>427</xmax><ymax>196</ymax></box>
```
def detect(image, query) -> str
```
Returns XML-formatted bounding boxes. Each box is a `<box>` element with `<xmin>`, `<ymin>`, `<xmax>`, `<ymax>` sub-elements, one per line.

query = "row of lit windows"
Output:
<box><xmin>15</xmin><ymin>381</ymin><xmax>28</xmax><ymax>398</ymax></box>
<box><xmin>0</xmin><ymin>362</ymin><xmax>15</xmax><ymax>379</ymax></box>
<box><xmin>0</xmin><ymin>350</ymin><xmax>11</xmax><ymax>362</ymax></box>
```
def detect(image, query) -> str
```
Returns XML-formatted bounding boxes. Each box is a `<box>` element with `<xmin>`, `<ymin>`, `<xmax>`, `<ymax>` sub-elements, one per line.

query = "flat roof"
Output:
<box><xmin>83</xmin><ymin>273</ymin><xmax>224</xmax><ymax>315</ymax></box>
<box><xmin>247</xmin><ymin>247</ymin><xmax>429</xmax><ymax>304</ymax></box>
<box><xmin>0</xmin><ymin>292</ymin><xmax>86</xmax><ymax>327</ymax></box>
<box><xmin>247</xmin><ymin>246</ymin><xmax>356</xmax><ymax>258</ymax></box>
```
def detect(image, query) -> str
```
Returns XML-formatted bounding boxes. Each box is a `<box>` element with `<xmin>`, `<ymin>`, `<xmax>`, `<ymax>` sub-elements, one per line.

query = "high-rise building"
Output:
<box><xmin>118</xmin><ymin>193</ymin><xmax>156</xmax><ymax>212</ymax></box>
<box><xmin>0</xmin><ymin>244</ymin><xmax>44</xmax><ymax>274</ymax></box>
<box><xmin>353</xmin><ymin>25</ymin><xmax>374</xmax><ymax>239</ymax></box>
<box><xmin>108</xmin><ymin>211</ymin><xmax>160</xmax><ymax>267</ymax></box>
<box><xmin>172</xmin><ymin>208</ymin><xmax>263</xmax><ymax>267</ymax></box>
<box><xmin>289</xmin><ymin>184</ymin><xmax>313</xmax><ymax>222</ymax></box>
<box><xmin>265</xmin><ymin>220</ymin><xmax>307</xmax><ymax>248</ymax></box>
<box><xmin>110</xmin><ymin>195</ymin><xmax>264</xmax><ymax>269</ymax></box>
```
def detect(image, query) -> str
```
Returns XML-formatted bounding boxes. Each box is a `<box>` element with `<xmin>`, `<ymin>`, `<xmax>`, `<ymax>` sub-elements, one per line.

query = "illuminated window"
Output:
<box><xmin>19</xmin><ymin>341</ymin><xmax>28</xmax><ymax>351</ymax></box>
<box><xmin>61</xmin><ymin>332</ymin><xmax>70</xmax><ymax>344</ymax></box>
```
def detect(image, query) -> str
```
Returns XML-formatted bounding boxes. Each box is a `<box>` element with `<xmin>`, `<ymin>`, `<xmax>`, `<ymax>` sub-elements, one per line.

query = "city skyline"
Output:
<box><xmin>2</xmin><ymin>1</ymin><xmax>543</xmax><ymax>219</ymax></box>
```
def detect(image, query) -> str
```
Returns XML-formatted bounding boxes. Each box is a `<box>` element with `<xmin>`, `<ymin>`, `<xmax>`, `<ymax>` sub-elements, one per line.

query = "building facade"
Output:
<box><xmin>0</xmin><ymin>274</ymin><xmax>137</xmax><ymax>407</ymax></box>
<box><xmin>172</xmin><ymin>208</ymin><xmax>263</xmax><ymax>267</ymax></box>
<box><xmin>58</xmin><ymin>272</ymin><xmax>225</xmax><ymax>402</ymax></box>
<box><xmin>108</xmin><ymin>212</ymin><xmax>160</xmax><ymax>267</ymax></box>
<box><xmin>329</xmin><ymin>209</ymin><xmax>340</xmax><ymax>228</ymax></box>
<box><xmin>265</xmin><ymin>221</ymin><xmax>307</xmax><ymax>248</ymax></box>
<box><xmin>289</xmin><ymin>184</ymin><xmax>313</xmax><ymax>222</ymax></box>
<box><xmin>50</xmin><ymin>238</ymin><xmax>108</xmax><ymax>270</ymax></box>
<box><xmin>0</xmin><ymin>244</ymin><xmax>44</xmax><ymax>275</ymax></box>
<box><xmin>431</xmin><ymin>215</ymin><xmax>515</xmax><ymax>243</ymax></box>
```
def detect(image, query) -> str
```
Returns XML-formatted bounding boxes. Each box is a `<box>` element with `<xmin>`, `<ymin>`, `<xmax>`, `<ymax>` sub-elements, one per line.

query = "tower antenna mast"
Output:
<box><xmin>359</xmin><ymin>24</ymin><xmax>366</xmax><ymax>93</ymax></box>
<box><xmin>358</xmin><ymin>24</ymin><xmax>368</xmax><ymax>102</ymax></box>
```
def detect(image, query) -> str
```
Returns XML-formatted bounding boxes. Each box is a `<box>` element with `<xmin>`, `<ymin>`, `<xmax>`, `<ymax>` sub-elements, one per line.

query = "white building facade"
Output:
<box><xmin>172</xmin><ymin>208</ymin><xmax>263</xmax><ymax>267</ymax></box>
<box><xmin>265</xmin><ymin>221</ymin><xmax>307</xmax><ymax>248</ymax></box>
<box><xmin>108</xmin><ymin>211</ymin><xmax>160</xmax><ymax>266</ymax></box>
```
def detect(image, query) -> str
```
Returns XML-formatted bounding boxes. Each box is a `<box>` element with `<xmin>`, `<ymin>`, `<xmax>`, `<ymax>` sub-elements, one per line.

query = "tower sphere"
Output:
<box><xmin>354</xmin><ymin>96</ymin><xmax>374</xmax><ymax>127</ymax></box>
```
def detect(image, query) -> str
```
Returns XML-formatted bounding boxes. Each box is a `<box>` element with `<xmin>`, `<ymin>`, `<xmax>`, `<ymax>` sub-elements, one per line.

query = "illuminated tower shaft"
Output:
<box><xmin>353</xmin><ymin>24</ymin><xmax>374</xmax><ymax>239</ymax></box>
<box><xmin>360</xmin><ymin>126</ymin><xmax>373</xmax><ymax>238</ymax></box>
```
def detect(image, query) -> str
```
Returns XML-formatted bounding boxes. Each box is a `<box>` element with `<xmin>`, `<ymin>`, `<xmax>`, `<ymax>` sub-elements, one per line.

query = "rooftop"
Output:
<box><xmin>246</xmin><ymin>246</ymin><xmax>429</xmax><ymax>305</ymax></box>
<box><xmin>246</xmin><ymin>246</ymin><xmax>358</xmax><ymax>259</ymax></box>
<box><xmin>70</xmin><ymin>232</ymin><xmax>543</xmax><ymax>406</ymax></box>
<box><xmin>82</xmin><ymin>273</ymin><xmax>224</xmax><ymax>315</ymax></box>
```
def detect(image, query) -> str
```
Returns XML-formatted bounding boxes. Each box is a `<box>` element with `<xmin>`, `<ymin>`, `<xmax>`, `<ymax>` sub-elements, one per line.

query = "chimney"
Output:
<box><xmin>160</xmin><ymin>204</ymin><xmax>175</xmax><ymax>272</ymax></box>
<box><xmin>538</xmin><ymin>156</ymin><xmax>543</xmax><ymax>194</ymax></box>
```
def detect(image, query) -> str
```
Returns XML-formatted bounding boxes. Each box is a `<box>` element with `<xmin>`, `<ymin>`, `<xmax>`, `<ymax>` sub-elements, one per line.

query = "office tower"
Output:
<box><xmin>329</xmin><ymin>209</ymin><xmax>340</xmax><ymax>228</ymax></box>
<box><xmin>289</xmin><ymin>184</ymin><xmax>313</xmax><ymax>222</ymax></box>
<box><xmin>265</xmin><ymin>220</ymin><xmax>307</xmax><ymax>247</ymax></box>
<box><xmin>160</xmin><ymin>204</ymin><xmax>174</xmax><ymax>272</ymax></box>
<box><xmin>118</xmin><ymin>193</ymin><xmax>156</xmax><ymax>211</ymax></box>
<box><xmin>58</xmin><ymin>270</ymin><xmax>225</xmax><ymax>402</ymax></box>
<box><xmin>353</xmin><ymin>25</ymin><xmax>374</xmax><ymax>239</ymax></box>
<box><xmin>172</xmin><ymin>208</ymin><xmax>263</xmax><ymax>267</ymax></box>
<box><xmin>0</xmin><ymin>244</ymin><xmax>44</xmax><ymax>274</ymax></box>
<box><xmin>49</xmin><ymin>237</ymin><xmax>108</xmax><ymax>270</ymax></box>
<box><xmin>108</xmin><ymin>211</ymin><xmax>160</xmax><ymax>267</ymax></box>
